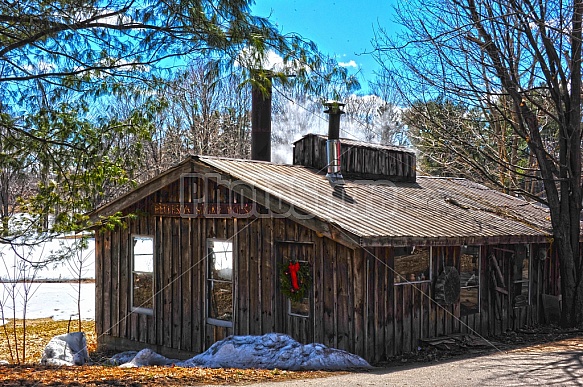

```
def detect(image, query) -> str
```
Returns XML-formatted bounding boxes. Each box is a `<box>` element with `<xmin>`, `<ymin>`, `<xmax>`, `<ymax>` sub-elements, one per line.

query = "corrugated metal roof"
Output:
<box><xmin>200</xmin><ymin>156</ymin><xmax>552</xmax><ymax>246</ymax></box>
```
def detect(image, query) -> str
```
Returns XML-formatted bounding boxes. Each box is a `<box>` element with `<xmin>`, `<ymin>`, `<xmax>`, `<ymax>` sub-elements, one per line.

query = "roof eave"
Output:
<box><xmin>359</xmin><ymin>233</ymin><xmax>552</xmax><ymax>247</ymax></box>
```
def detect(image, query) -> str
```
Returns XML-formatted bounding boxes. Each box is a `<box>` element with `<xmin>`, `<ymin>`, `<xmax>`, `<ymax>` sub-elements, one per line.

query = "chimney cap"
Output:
<box><xmin>323</xmin><ymin>100</ymin><xmax>345</xmax><ymax>114</ymax></box>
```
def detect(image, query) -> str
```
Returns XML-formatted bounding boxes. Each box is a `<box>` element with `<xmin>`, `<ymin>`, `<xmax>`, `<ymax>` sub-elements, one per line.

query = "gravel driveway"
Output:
<box><xmin>239</xmin><ymin>337</ymin><xmax>583</xmax><ymax>387</ymax></box>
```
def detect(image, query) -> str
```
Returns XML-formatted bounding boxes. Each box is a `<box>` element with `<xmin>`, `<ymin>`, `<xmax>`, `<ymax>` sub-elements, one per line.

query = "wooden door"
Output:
<box><xmin>276</xmin><ymin>241</ymin><xmax>314</xmax><ymax>344</ymax></box>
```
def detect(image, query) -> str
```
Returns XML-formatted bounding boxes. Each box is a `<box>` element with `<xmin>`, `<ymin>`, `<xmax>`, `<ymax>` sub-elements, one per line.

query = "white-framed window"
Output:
<box><xmin>394</xmin><ymin>246</ymin><xmax>431</xmax><ymax>285</ymax></box>
<box><xmin>207</xmin><ymin>239</ymin><xmax>233</xmax><ymax>327</ymax></box>
<box><xmin>132</xmin><ymin>235</ymin><xmax>154</xmax><ymax>314</ymax></box>
<box><xmin>460</xmin><ymin>245</ymin><xmax>480</xmax><ymax>315</ymax></box>
<box><xmin>513</xmin><ymin>244</ymin><xmax>530</xmax><ymax>307</ymax></box>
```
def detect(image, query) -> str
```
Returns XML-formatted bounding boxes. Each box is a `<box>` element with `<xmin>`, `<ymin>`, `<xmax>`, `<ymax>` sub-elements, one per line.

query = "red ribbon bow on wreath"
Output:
<box><xmin>288</xmin><ymin>261</ymin><xmax>301</xmax><ymax>291</ymax></box>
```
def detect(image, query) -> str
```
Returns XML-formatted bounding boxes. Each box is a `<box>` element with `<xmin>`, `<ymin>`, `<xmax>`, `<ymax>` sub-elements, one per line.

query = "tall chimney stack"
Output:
<box><xmin>323</xmin><ymin>101</ymin><xmax>345</xmax><ymax>185</ymax></box>
<box><xmin>251</xmin><ymin>71</ymin><xmax>272</xmax><ymax>162</ymax></box>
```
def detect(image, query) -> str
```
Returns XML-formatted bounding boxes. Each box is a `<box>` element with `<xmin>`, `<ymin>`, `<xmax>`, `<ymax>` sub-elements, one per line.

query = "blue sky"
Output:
<box><xmin>251</xmin><ymin>0</ymin><xmax>398</xmax><ymax>94</ymax></box>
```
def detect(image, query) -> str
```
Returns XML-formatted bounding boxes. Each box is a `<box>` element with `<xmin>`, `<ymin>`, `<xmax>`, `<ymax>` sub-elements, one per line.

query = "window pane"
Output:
<box><xmin>460</xmin><ymin>245</ymin><xmax>480</xmax><ymax>315</ymax></box>
<box><xmin>209</xmin><ymin>281</ymin><xmax>233</xmax><ymax>321</ymax></box>
<box><xmin>134</xmin><ymin>237</ymin><xmax>153</xmax><ymax>256</ymax></box>
<box><xmin>209</xmin><ymin>242</ymin><xmax>233</xmax><ymax>281</ymax></box>
<box><xmin>460</xmin><ymin>246</ymin><xmax>479</xmax><ymax>287</ymax></box>
<box><xmin>134</xmin><ymin>253</ymin><xmax>154</xmax><ymax>273</ymax></box>
<box><xmin>133</xmin><ymin>272</ymin><xmax>153</xmax><ymax>309</ymax></box>
<box><xmin>513</xmin><ymin>250</ymin><xmax>529</xmax><ymax>282</ymax></box>
<box><xmin>512</xmin><ymin>245</ymin><xmax>529</xmax><ymax>307</ymax></box>
<box><xmin>290</xmin><ymin>297</ymin><xmax>310</xmax><ymax>317</ymax></box>
<box><xmin>460</xmin><ymin>287</ymin><xmax>479</xmax><ymax>315</ymax></box>
<box><xmin>394</xmin><ymin>246</ymin><xmax>430</xmax><ymax>283</ymax></box>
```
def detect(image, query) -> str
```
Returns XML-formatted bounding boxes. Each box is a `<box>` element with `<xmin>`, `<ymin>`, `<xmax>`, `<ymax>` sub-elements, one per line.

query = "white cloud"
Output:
<box><xmin>236</xmin><ymin>48</ymin><xmax>308</xmax><ymax>74</ymax></box>
<box><xmin>236</xmin><ymin>48</ymin><xmax>283</xmax><ymax>71</ymax></box>
<box><xmin>263</xmin><ymin>51</ymin><xmax>286</xmax><ymax>71</ymax></box>
<box><xmin>338</xmin><ymin>60</ymin><xmax>358</xmax><ymax>68</ymax></box>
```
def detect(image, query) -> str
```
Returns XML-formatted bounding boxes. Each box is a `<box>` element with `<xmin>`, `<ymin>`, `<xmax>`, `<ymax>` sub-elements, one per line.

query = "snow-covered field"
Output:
<box><xmin>0</xmin><ymin>237</ymin><xmax>96</xmax><ymax>324</ymax></box>
<box><xmin>0</xmin><ymin>282</ymin><xmax>95</xmax><ymax>324</ymax></box>
<box><xmin>0</xmin><ymin>237</ymin><xmax>95</xmax><ymax>281</ymax></box>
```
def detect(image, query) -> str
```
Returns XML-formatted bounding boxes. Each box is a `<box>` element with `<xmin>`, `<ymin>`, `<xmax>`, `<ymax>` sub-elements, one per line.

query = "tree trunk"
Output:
<box><xmin>375</xmin><ymin>0</ymin><xmax>583</xmax><ymax>326</ymax></box>
<box><xmin>555</xmin><ymin>233</ymin><xmax>583</xmax><ymax>327</ymax></box>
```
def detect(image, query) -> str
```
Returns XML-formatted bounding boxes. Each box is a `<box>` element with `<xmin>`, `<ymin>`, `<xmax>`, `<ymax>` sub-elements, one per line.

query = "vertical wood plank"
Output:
<box><xmin>248</xmin><ymin>220</ymin><xmax>261</xmax><ymax>335</ymax></box>
<box><xmin>272</xmin><ymin>220</ymin><xmax>285</xmax><ymax>334</ymax></box>
<box><xmin>193</xmin><ymin>216</ymin><xmax>204</xmax><ymax>352</ymax></box>
<box><xmin>365</xmin><ymin>254</ymin><xmax>375</xmax><ymax>360</ymax></box>
<box><xmin>155</xmin><ymin>215</ymin><xmax>164</xmax><ymax>346</ymax></box>
<box><xmin>394</xmin><ymin>284</ymin><xmax>404</xmax><ymax>355</ymax></box>
<box><xmin>261</xmin><ymin>217</ymin><xmax>275</xmax><ymax>334</ymax></box>
<box><xmin>139</xmin><ymin>314</ymin><xmax>148</xmax><ymax>343</ymax></box>
<box><xmin>322</xmin><ymin>238</ymin><xmax>336</xmax><ymax>349</ymax></box>
<box><xmin>411</xmin><ymin>282</ymin><xmax>420</xmax><ymax>350</ymax></box>
<box><xmin>95</xmin><ymin>233</ymin><xmax>104</xmax><ymax>336</ymax></box>
<box><xmin>110</xmin><ymin>228</ymin><xmax>119</xmax><ymax>337</ymax></box>
<box><xmin>181</xmin><ymin>218</ymin><xmax>192</xmax><ymax>351</ymax></box>
<box><xmin>374</xmin><ymin>249</ymin><xmax>386</xmax><ymax>359</ymax></box>
<box><xmin>163</xmin><ymin>217</ymin><xmax>173</xmax><ymax>348</ymax></box>
<box><xmin>352</xmin><ymin>248</ymin><xmax>365</xmax><ymax>359</ymax></box>
<box><xmin>385</xmin><ymin>249</ymin><xmax>395</xmax><ymax>359</ymax></box>
<box><xmin>421</xmin><ymin>282</ymin><xmax>430</xmax><ymax>340</ymax></box>
<box><xmin>238</xmin><ymin>219</ymin><xmax>250</xmax><ymax>334</ymax></box>
<box><xmin>402</xmin><ymin>284</ymin><xmax>412</xmax><ymax>353</ymax></box>
<box><xmin>119</xmin><ymin>224</ymin><xmax>129</xmax><ymax>340</ymax></box>
<box><xmin>171</xmin><ymin>217</ymin><xmax>181</xmax><ymax>349</ymax></box>
<box><xmin>313</xmin><ymin>236</ymin><xmax>325</xmax><ymax>345</ymax></box>
<box><xmin>335</xmin><ymin>244</ymin><xmax>351</xmax><ymax>352</ymax></box>
<box><xmin>102</xmin><ymin>232</ymin><xmax>112</xmax><ymax>337</ymax></box>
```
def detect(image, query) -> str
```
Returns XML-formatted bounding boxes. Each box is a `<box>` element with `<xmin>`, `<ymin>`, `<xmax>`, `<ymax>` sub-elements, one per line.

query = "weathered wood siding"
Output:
<box><xmin>96</xmin><ymin>176</ymin><xmax>559</xmax><ymax>363</ymax></box>
<box><xmin>356</xmin><ymin>243</ymin><xmax>556</xmax><ymax>362</ymax></box>
<box><xmin>293</xmin><ymin>134</ymin><xmax>416</xmax><ymax>182</ymax></box>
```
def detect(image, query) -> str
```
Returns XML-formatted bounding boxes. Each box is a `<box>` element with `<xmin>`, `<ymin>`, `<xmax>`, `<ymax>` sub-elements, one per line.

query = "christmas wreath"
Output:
<box><xmin>279</xmin><ymin>260</ymin><xmax>312</xmax><ymax>303</ymax></box>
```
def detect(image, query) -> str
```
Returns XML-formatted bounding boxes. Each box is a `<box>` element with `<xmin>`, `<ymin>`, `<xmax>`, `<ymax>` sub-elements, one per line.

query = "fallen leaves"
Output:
<box><xmin>0</xmin><ymin>319</ymin><xmax>335</xmax><ymax>386</ymax></box>
<box><xmin>0</xmin><ymin>365</ymin><xmax>331</xmax><ymax>386</ymax></box>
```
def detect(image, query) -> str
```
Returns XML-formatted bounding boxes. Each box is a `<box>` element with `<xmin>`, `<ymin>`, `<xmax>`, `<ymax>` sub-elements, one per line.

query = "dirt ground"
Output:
<box><xmin>1</xmin><ymin>319</ymin><xmax>582</xmax><ymax>386</ymax></box>
<box><xmin>242</xmin><ymin>328</ymin><xmax>583</xmax><ymax>387</ymax></box>
<box><xmin>377</xmin><ymin>325</ymin><xmax>583</xmax><ymax>367</ymax></box>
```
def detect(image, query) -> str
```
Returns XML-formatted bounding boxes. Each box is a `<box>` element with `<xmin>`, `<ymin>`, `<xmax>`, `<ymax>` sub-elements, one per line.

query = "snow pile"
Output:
<box><xmin>118</xmin><ymin>349</ymin><xmax>179</xmax><ymax>368</ymax></box>
<box><xmin>40</xmin><ymin>332</ymin><xmax>90</xmax><ymax>366</ymax></box>
<box><xmin>117</xmin><ymin>333</ymin><xmax>372</xmax><ymax>371</ymax></box>
<box><xmin>107</xmin><ymin>351</ymin><xmax>140</xmax><ymax>365</ymax></box>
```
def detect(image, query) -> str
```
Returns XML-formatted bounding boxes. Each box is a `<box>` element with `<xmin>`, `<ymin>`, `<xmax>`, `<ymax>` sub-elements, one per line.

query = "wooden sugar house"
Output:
<box><xmin>92</xmin><ymin>103</ymin><xmax>562</xmax><ymax>363</ymax></box>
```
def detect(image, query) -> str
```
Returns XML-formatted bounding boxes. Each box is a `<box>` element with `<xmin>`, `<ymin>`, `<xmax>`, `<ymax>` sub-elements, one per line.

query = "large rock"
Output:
<box><xmin>40</xmin><ymin>332</ymin><xmax>90</xmax><ymax>366</ymax></box>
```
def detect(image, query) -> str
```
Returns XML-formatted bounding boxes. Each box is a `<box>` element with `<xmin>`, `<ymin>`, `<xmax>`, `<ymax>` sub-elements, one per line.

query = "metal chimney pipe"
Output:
<box><xmin>251</xmin><ymin>71</ymin><xmax>272</xmax><ymax>162</ymax></box>
<box><xmin>323</xmin><ymin>101</ymin><xmax>345</xmax><ymax>185</ymax></box>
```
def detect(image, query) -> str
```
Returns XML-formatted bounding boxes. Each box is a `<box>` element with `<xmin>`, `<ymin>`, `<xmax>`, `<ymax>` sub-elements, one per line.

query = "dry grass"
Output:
<box><xmin>0</xmin><ymin>318</ymin><xmax>97</xmax><ymax>364</ymax></box>
<box><xmin>0</xmin><ymin>318</ymin><xmax>335</xmax><ymax>386</ymax></box>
